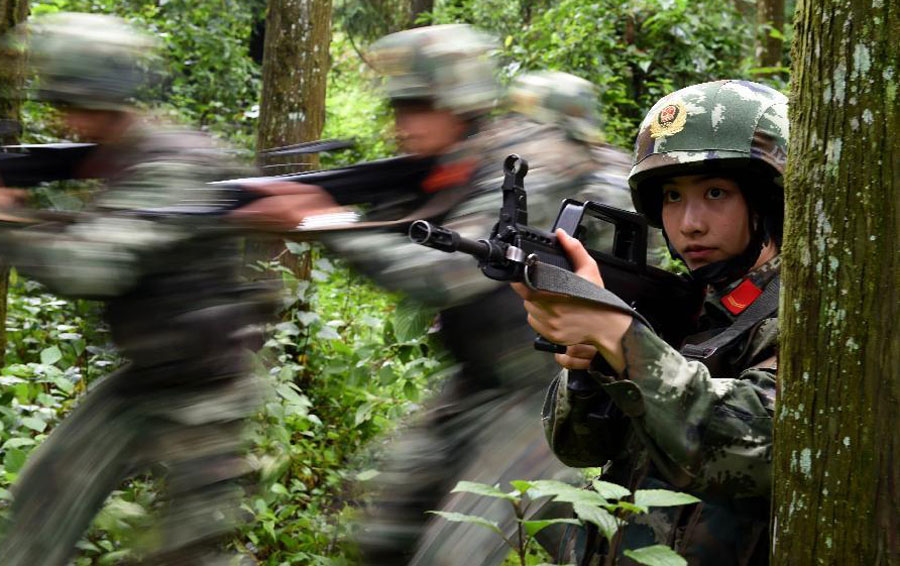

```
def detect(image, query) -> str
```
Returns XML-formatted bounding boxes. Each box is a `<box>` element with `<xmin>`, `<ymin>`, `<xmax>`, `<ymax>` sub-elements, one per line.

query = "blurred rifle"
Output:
<box><xmin>0</xmin><ymin>139</ymin><xmax>447</xmax><ymax>222</ymax></box>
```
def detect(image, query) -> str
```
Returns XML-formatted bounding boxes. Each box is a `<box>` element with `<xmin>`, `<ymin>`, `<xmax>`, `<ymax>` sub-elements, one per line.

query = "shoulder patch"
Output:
<box><xmin>721</xmin><ymin>278</ymin><xmax>763</xmax><ymax>315</ymax></box>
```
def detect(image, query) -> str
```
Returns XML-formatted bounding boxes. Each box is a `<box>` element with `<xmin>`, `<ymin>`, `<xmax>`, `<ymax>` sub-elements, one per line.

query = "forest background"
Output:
<box><xmin>0</xmin><ymin>0</ymin><xmax>794</xmax><ymax>564</ymax></box>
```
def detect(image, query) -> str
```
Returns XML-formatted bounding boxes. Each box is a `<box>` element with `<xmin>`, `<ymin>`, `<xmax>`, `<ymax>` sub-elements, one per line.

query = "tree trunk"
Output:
<box><xmin>257</xmin><ymin>0</ymin><xmax>332</xmax><ymax>172</ymax></box>
<box><xmin>756</xmin><ymin>0</ymin><xmax>785</xmax><ymax>73</ymax></box>
<box><xmin>409</xmin><ymin>0</ymin><xmax>433</xmax><ymax>26</ymax></box>
<box><xmin>772</xmin><ymin>0</ymin><xmax>899</xmax><ymax>564</ymax></box>
<box><xmin>249</xmin><ymin>0</ymin><xmax>332</xmax><ymax>278</ymax></box>
<box><xmin>0</xmin><ymin>0</ymin><xmax>30</xmax><ymax>366</ymax></box>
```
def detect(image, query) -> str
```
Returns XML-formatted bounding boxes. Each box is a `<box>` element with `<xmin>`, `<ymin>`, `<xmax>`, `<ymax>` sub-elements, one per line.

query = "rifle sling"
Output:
<box><xmin>679</xmin><ymin>275</ymin><xmax>780</xmax><ymax>361</ymax></box>
<box><xmin>522</xmin><ymin>260</ymin><xmax>653</xmax><ymax>331</ymax></box>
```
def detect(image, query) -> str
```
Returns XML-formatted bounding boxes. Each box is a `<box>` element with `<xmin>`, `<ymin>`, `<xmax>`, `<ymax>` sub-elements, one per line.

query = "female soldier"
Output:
<box><xmin>513</xmin><ymin>80</ymin><xmax>787</xmax><ymax>565</ymax></box>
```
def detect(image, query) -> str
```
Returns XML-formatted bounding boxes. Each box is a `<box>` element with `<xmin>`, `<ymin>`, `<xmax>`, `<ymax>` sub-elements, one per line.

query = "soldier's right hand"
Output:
<box><xmin>230</xmin><ymin>181</ymin><xmax>345</xmax><ymax>230</ymax></box>
<box><xmin>0</xmin><ymin>181</ymin><xmax>28</xmax><ymax>208</ymax></box>
<box><xmin>555</xmin><ymin>344</ymin><xmax>598</xmax><ymax>370</ymax></box>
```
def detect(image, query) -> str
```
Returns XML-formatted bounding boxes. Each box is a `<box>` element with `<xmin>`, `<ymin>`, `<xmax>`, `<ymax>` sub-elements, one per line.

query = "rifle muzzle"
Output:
<box><xmin>409</xmin><ymin>220</ymin><xmax>490</xmax><ymax>259</ymax></box>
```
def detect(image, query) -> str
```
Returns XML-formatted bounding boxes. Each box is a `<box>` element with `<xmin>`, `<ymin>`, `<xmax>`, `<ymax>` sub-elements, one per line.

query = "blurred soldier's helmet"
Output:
<box><xmin>628</xmin><ymin>80</ymin><xmax>788</xmax><ymax>231</ymax></box>
<box><xmin>369</xmin><ymin>24</ymin><xmax>499</xmax><ymax>118</ymax></box>
<box><xmin>24</xmin><ymin>12</ymin><xmax>159</xmax><ymax>110</ymax></box>
<box><xmin>508</xmin><ymin>71</ymin><xmax>602</xmax><ymax>144</ymax></box>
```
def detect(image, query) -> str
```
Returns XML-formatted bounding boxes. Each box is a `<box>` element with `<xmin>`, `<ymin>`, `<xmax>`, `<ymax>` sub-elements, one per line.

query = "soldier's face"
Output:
<box><xmin>660</xmin><ymin>175</ymin><xmax>751</xmax><ymax>270</ymax></box>
<box><xmin>393</xmin><ymin>101</ymin><xmax>467</xmax><ymax>156</ymax></box>
<box><xmin>59</xmin><ymin>108</ymin><xmax>128</xmax><ymax>143</ymax></box>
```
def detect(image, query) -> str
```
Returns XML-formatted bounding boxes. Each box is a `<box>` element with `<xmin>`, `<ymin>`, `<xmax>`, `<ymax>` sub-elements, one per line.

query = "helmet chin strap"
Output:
<box><xmin>665</xmin><ymin>218</ymin><xmax>766</xmax><ymax>288</ymax></box>
<box><xmin>690</xmin><ymin>229</ymin><xmax>764</xmax><ymax>287</ymax></box>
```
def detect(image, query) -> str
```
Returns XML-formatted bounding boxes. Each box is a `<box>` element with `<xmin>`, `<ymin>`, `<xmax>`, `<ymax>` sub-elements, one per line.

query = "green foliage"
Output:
<box><xmin>230</xmin><ymin>244</ymin><xmax>448</xmax><ymax>564</ymax></box>
<box><xmin>320</xmin><ymin>32</ymin><xmax>397</xmax><ymax>167</ymax></box>
<box><xmin>425</xmin><ymin>0</ymin><xmax>783</xmax><ymax>148</ymax></box>
<box><xmin>31</xmin><ymin>0</ymin><xmax>263</xmax><ymax>141</ymax></box>
<box><xmin>432</xmin><ymin>478</ymin><xmax>699</xmax><ymax>565</ymax></box>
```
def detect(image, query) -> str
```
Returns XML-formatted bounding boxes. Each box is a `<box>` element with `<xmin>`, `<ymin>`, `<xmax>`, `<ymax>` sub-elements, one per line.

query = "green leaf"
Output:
<box><xmin>21</xmin><ymin>416</ymin><xmax>47</xmax><ymax>433</ymax></box>
<box><xmin>284</xmin><ymin>241</ymin><xmax>310</xmax><ymax>256</ymax></box>
<box><xmin>427</xmin><ymin>511</ymin><xmax>503</xmax><ymax>535</ymax></box>
<box><xmin>393</xmin><ymin>298</ymin><xmax>435</xmax><ymax>342</ymax></box>
<box><xmin>356</xmin><ymin>469</ymin><xmax>380</xmax><ymax>482</ymax></box>
<box><xmin>633</xmin><ymin>489</ymin><xmax>701</xmax><ymax>508</ymax></box>
<box><xmin>275</xmin><ymin>384</ymin><xmax>310</xmax><ymax>408</ymax></box>
<box><xmin>522</xmin><ymin>518</ymin><xmax>581</xmax><ymax>536</ymax></box>
<box><xmin>2</xmin><ymin>437</ymin><xmax>36</xmax><ymax>449</ymax></box>
<box><xmin>524</xmin><ymin>479</ymin><xmax>584</xmax><ymax>500</ymax></box>
<box><xmin>573</xmin><ymin>502</ymin><xmax>619</xmax><ymax>542</ymax></box>
<box><xmin>451</xmin><ymin>480</ymin><xmax>519</xmax><ymax>501</ymax></box>
<box><xmin>592</xmin><ymin>479</ymin><xmax>631</xmax><ymax>500</ymax></box>
<box><xmin>610</xmin><ymin>500</ymin><xmax>647</xmax><ymax>515</ymax></box>
<box><xmin>40</xmin><ymin>346</ymin><xmax>62</xmax><ymax>366</ymax></box>
<box><xmin>510</xmin><ymin>480</ymin><xmax>533</xmax><ymax>494</ymax></box>
<box><xmin>296</xmin><ymin>310</ymin><xmax>319</xmax><ymax>327</ymax></box>
<box><xmin>3</xmin><ymin>449</ymin><xmax>27</xmax><ymax>474</ymax></box>
<box><xmin>52</xmin><ymin>376</ymin><xmax>75</xmax><ymax>395</ymax></box>
<box><xmin>623</xmin><ymin>544</ymin><xmax>687</xmax><ymax>566</ymax></box>
<box><xmin>316</xmin><ymin>326</ymin><xmax>341</xmax><ymax>340</ymax></box>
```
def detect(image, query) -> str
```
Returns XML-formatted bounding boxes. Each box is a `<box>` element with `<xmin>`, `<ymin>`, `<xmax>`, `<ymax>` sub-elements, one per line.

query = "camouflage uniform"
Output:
<box><xmin>543</xmin><ymin>81</ymin><xmax>788</xmax><ymax>565</ymax></box>
<box><xmin>0</xmin><ymin>14</ymin><xmax>265</xmax><ymax>566</ymax></box>
<box><xmin>325</xmin><ymin>27</ymin><xmax>596</xmax><ymax>565</ymax></box>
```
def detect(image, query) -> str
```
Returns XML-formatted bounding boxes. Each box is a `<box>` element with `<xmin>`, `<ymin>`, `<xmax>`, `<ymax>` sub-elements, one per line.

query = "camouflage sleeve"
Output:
<box><xmin>0</xmin><ymin>157</ymin><xmax>225</xmax><ymax>298</ymax></box>
<box><xmin>543</xmin><ymin>322</ymin><xmax>775</xmax><ymax>497</ymax></box>
<box><xmin>323</xmin><ymin>148</ymin><xmax>586</xmax><ymax>308</ymax></box>
<box><xmin>607</xmin><ymin>321</ymin><xmax>775</xmax><ymax>498</ymax></box>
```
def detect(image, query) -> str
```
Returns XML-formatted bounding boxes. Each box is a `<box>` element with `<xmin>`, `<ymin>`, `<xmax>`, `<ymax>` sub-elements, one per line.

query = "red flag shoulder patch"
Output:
<box><xmin>422</xmin><ymin>160</ymin><xmax>476</xmax><ymax>193</ymax></box>
<box><xmin>721</xmin><ymin>278</ymin><xmax>763</xmax><ymax>315</ymax></box>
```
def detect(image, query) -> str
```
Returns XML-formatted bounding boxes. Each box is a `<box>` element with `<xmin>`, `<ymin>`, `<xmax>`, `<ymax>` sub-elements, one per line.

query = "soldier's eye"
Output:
<box><xmin>663</xmin><ymin>190</ymin><xmax>681</xmax><ymax>203</ymax></box>
<box><xmin>707</xmin><ymin>187</ymin><xmax>726</xmax><ymax>199</ymax></box>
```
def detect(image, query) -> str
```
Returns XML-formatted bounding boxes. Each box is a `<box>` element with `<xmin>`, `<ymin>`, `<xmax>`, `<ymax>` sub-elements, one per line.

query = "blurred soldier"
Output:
<box><xmin>0</xmin><ymin>13</ymin><xmax>267</xmax><ymax>566</ymax></box>
<box><xmin>508</xmin><ymin>70</ymin><xmax>666</xmax><ymax>263</ymax></box>
<box><xmin>234</xmin><ymin>25</ymin><xmax>595</xmax><ymax>565</ymax></box>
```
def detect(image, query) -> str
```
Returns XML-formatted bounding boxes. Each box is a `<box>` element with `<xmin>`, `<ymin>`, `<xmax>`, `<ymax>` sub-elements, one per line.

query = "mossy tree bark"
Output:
<box><xmin>249</xmin><ymin>0</ymin><xmax>332</xmax><ymax>277</ymax></box>
<box><xmin>0</xmin><ymin>0</ymin><xmax>30</xmax><ymax>365</ymax></box>
<box><xmin>256</xmin><ymin>0</ymin><xmax>332</xmax><ymax>172</ymax></box>
<box><xmin>773</xmin><ymin>0</ymin><xmax>898</xmax><ymax>564</ymax></box>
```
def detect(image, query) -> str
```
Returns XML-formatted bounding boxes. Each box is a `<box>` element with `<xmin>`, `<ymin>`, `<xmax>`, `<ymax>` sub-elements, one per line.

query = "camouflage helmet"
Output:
<box><xmin>629</xmin><ymin>80</ymin><xmax>788</xmax><ymax>228</ymax></box>
<box><xmin>24</xmin><ymin>12</ymin><xmax>159</xmax><ymax>110</ymax></box>
<box><xmin>368</xmin><ymin>24</ymin><xmax>499</xmax><ymax>117</ymax></box>
<box><xmin>508</xmin><ymin>71</ymin><xmax>602</xmax><ymax>143</ymax></box>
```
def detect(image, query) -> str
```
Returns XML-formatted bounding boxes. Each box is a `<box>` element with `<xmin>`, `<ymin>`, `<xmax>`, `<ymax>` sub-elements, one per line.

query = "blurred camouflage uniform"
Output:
<box><xmin>0</xmin><ymin>14</ymin><xmax>266</xmax><ymax>566</ymax></box>
<box><xmin>543</xmin><ymin>81</ymin><xmax>788</xmax><ymax>565</ymax></box>
<box><xmin>509</xmin><ymin>71</ymin><xmax>666</xmax><ymax>264</ymax></box>
<box><xmin>324</xmin><ymin>26</ymin><xmax>595</xmax><ymax>565</ymax></box>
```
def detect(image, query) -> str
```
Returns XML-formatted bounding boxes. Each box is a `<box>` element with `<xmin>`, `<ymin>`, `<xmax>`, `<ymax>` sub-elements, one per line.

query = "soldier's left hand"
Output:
<box><xmin>230</xmin><ymin>181</ymin><xmax>345</xmax><ymax>230</ymax></box>
<box><xmin>512</xmin><ymin>229</ymin><xmax>631</xmax><ymax>374</ymax></box>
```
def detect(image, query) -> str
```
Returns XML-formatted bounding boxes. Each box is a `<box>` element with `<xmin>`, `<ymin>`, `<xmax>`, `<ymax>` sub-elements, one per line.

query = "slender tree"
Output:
<box><xmin>409</xmin><ymin>0</ymin><xmax>433</xmax><ymax>26</ymax></box>
<box><xmin>249</xmin><ymin>0</ymin><xmax>332</xmax><ymax>275</ymax></box>
<box><xmin>756</xmin><ymin>0</ymin><xmax>785</xmax><ymax>73</ymax></box>
<box><xmin>773</xmin><ymin>0</ymin><xmax>898</xmax><ymax>564</ymax></box>
<box><xmin>0</xmin><ymin>0</ymin><xmax>30</xmax><ymax>365</ymax></box>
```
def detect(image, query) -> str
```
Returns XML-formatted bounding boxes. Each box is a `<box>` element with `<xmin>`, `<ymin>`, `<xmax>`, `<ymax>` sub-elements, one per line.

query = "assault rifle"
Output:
<box><xmin>0</xmin><ymin>140</ymin><xmax>439</xmax><ymax>220</ymax></box>
<box><xmin>409</xmin><ymin>154</ymin><xmax>703</xmax><ymax>350</ymax></box>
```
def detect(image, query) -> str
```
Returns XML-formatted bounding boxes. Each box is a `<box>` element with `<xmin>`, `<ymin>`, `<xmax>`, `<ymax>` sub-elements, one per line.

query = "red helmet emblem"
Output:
<box><xmin>659</xmin><ymin>104</ymin><xmax>680</xmax><ymax>125</ymax></box>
